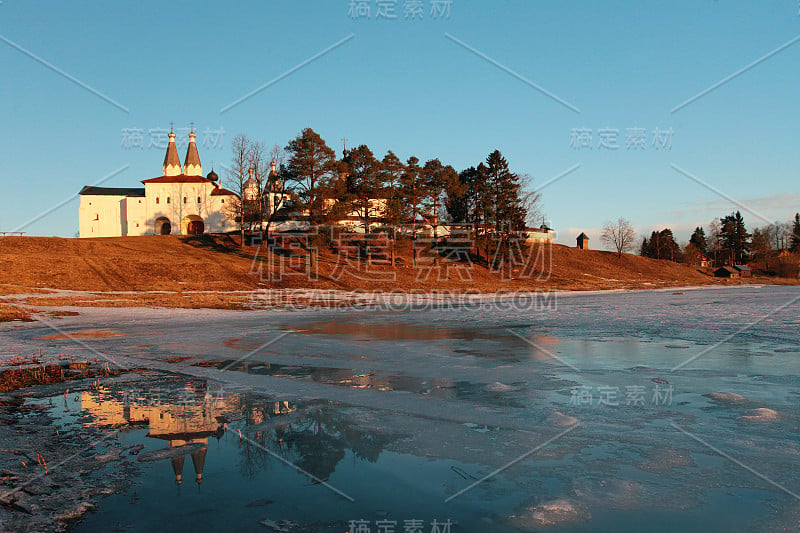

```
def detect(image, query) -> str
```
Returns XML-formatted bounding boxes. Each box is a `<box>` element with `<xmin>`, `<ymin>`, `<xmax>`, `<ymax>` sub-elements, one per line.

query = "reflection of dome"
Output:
<box><xmin>192</xmin><ymin>448</ymin><xmax>207</xmax><ymax>486</ymax></box>
<box><xmin>172</xmin><ymin>455</ymin><xmax>184</xmax><ymax>486</ymax></box>
<box><xmin>206</xmin><ymin>169</ymin><xmax>218</xmax><ymax>182</ymax></box>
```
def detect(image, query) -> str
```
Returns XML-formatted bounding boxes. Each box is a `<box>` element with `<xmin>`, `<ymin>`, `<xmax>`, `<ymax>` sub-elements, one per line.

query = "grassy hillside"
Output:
<box><xmin>0</xmin><ymin>234</ymin><xmax>729</xmax><ymax>300</ymax></box>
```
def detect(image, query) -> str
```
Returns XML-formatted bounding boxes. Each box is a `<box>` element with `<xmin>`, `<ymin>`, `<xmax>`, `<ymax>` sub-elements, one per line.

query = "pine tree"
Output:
<box><xmin>379</xmin><ymin>151</ymin><xmax>407</xmax><ymax>265</ymax></box>
<box><xmin>421</xmin><ymin>159</ymin><xmax>459</xmax><ymax>264</ymax></box>
<box><xmin>720</xmin><ymin>211</ymin><xmax>750</xmax><ymax>264</ymax></box>
<box><xmin>284</xmin><ymin>128</ymin><xmax>338</xmax><ymax>227</ymax></box>
<box><xmin>640</xmin><ymin>229</ymin><xmax>682</xmax><ymax>262</ymax></box>
<box><xmin>643</xmin><ymin>230</ymin><xmax>660</xmax><ymax>258</ymax></box>
<box><xmin>654</xmin><ymin>229</ymin><xmax>682</xmax><ymax>262</ymax></box>
<box><xmin>343</xmin><ymin>144</ymin><xmax>381</xmax><ymax>235</ymax></box>
<box><xmin>472</xmin><ymin>162</ymin><xmax>495</xmax><ymax>262</ymax></box>
<box><xmin>483</xmin><ymin>150</ymin><xmax>527</xmax><ymax>272</ymax></box>
<box><xmin>689</xmin><ymin>226</ymin><xmax>707</xmax><ymax>255</ymax></box>
<box><xmin>399</xmin><ymin>156</ymin><xmax>425</xmax><ymax>267</ymax></box>
<box><xmin>791</xmin><ymin>213</ymin><xmax>800</xmax><ymax>252</ymax></box>
<box><xmin>487</xmin><ymin>150</ymin><xmax>526</xmax><ymax>233</ymax></box>
<box><xmin>446</xmin><ymin>167</ymin><xmax>476</xmax><ymax>224</ymax></box>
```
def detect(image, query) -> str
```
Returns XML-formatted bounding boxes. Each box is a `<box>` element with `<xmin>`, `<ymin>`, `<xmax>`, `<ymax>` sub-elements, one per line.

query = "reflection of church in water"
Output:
<box><xmin>80</xmin><ymin>383</ymin><xmax>295</xmax><ymax>489</ymax></box>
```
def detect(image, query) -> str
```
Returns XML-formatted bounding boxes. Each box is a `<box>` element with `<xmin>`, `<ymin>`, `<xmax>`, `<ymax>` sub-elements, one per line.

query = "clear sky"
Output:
<box><xmin>1</xmin><ymin>1</ymin><xmax>798</xmax><ymax>246</ymax></box>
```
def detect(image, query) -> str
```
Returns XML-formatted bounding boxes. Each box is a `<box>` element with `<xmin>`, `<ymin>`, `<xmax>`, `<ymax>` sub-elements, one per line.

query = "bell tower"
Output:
<box><xmin>183</xmin><ymin>125</ymin><xmax>202</xmax><ymax>176</ymax></box>
<box><xmin>162</xmin><ymin>126</ymin><xmax>182</xmax><ymax>177</ymax></box>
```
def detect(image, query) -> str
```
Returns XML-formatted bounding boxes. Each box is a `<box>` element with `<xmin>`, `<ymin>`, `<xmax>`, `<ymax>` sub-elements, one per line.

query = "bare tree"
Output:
<box><xmin>768</xmin><ymin>221</ymin><xmax>791</xmax><ymax>251</ymax></box>
<box><xmin>601</xmin><ymin>218</ymin><xmax>636</xmax><ymax>258</ymax></box>
<box><xmin>262</xmin><ymin>144</ymin><xmax>288</xmax><ymax>241</ymax></box>
<box><xmin>518</xmin><ymin>173</ymin><xmax>544</xmax><ymax>228</ymax></box>
<box><xmin>224</xmin><ymin>134</ymin><xmax>250</xmax><ymax>246</ymax></box>
<box><xmin>708</xmin><ymin>219</ymin><xmax>722</xmax><ymax>266</ymax></box>
<box><xmin>248</xmin><ymin>140</ymin><xmax>268</xmax><ymax>234</ymax></box>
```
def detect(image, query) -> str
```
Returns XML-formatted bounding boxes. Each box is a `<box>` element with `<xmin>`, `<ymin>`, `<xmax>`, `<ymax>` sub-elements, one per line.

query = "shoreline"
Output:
<box><xmin>0</xmin><ymin>282</ymin><xmax>790</xmax><ymax>317</ymax></box>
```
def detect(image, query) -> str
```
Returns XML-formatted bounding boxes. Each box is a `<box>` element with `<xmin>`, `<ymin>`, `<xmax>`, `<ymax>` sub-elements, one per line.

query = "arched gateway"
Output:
<box><xmin>155</xmin><ymin>217</ymin><xmax>171</xmax><ymax>235</ymax></box>
<box><xmin>182</xmin><ymin>215</ymin><xmax>204</xmax><ymax>236</ymax></box>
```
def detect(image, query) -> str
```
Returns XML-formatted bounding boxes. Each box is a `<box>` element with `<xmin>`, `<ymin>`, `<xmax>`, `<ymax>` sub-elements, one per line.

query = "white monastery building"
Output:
<box><xmin>79</xmin><ymin>130</ymin><xmax>237</xmax><ymax>238</ymax></box>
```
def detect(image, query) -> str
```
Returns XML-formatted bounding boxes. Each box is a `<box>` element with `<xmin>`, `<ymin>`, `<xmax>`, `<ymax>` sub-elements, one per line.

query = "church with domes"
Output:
<box><xmin>78</xmin><ymin>129</ymin><xmax>238</xmax><ymax>238</ymax></box>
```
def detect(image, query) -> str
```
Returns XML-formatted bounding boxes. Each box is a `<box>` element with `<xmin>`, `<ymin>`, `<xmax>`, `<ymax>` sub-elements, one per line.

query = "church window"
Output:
<box><xmin>197</xmin><ymin>196</ymin><xmax>201</xmax><ymax>203</ymax></box>
<box><xmin>166</xmin><ymin>197</ymin><xmax>170</xmax><ymax>204</ymax></box>
<box><xmin>183</xmin><ymin>197</ymin><xmax>187</xmax><ymax>204</ymax></box>
<box><xmin>221</xmin><ymin>199</ymin><xmax>225</xmax><ymax>204</ymax></box>
<box><xmin>156</xmin><ymin>197</ymin><xmax>160</xmax><ymax>204</ymax></box>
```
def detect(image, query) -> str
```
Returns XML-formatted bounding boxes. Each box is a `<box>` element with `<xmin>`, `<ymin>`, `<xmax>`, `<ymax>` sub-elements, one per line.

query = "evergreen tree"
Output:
<box><xmin>639</xmin><ymin>236</ymin><xmax>649</xmax><ymax>257</ymax></box>
<box><xmin>284</xmin><ymin>128</ymin><xmax>338</xmax><ymax>227</ymax></box>
<box><xmin>791</xmin><ymin>213</ymin><xmax>800</xmax><ymax>252</ymax></box>
<box><xmin>640</xmin><ymin>229</ymin><xmax>682</xmax><ymax>262</ymax></box>
<box><xmin>471</xmin><ymin>162</ymin><xmax>495</xmax><ymax>261</ymax></box>
<box><xmin>420</xmin><ymin>158</ymin><xmax>459</xmax><ymax>246</ymax></box>
<box><xmin>482</xmin><ymin>150</ymin><xmax>527</xmax><ymax>272</ymax></box>
<box><xmin>642</xmin><ymin>230</ymin><xmax>661</xmax><ymax>259</ymax></box>
<box><xmin>720</xmin><ymin>211</ymin><xmax>750</xmax><ymax>264</ymax></box>
<box><xmin>343</xmin><ymin>144</ymin><xmax>382</xmax><ymax>235</ymax></box>
<box><xmin>446</xmin><ymin>167</ymin><xmax>476</xmax><ymax>224</ymax></box>
<box><xmin>658</xmin><ymin>228</ymin><xmax>683</xmax><ymax>262</ymax></box>
<box><xmin>399</xmin><ymin>156</ymin><xmax>425</xmax><ymax>266</ymax></box>
<box><xmin>379</xmin><ymin>151</ymin><xmax>407</xmax><ymax>265</ymax></box>
<box><xmin>487</xmin><ymin>150</ymin><xmax>526</xmax><ymax>233</ymax></box>
<box><xmin>689</xmin><ymin>226</ymin><xmax>707</xmax><ymax>255</ymax></box>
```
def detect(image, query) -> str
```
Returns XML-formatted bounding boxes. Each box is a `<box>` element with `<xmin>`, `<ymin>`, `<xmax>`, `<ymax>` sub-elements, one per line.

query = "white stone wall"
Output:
<box><xmin>125</xmin><ymin>197</ymin><xmax>148</xmax><ymax>236</ymax></box>
<box><xmin>144</xmin><ymin>183</ymin><xmax>205</xmax><ymax>235</ymax></box>
<box><xmin>208</xmin><ymin>194</ymin><xmax>237</xmax><ymax>233</ymax></box>
<box><xmin>79</xmin><ymin>182</ymin><xmax>237</xmax><ymax>237</ymax></box>
<box><xmin>78</xmin><ymin>195</ymin><xmax>126</xmax><ymax>238</ymax></box>
<box><xmin>143</xmin><ymin>182</ymin><xmax>236</xmax><ymax>235</ymax></box>
<box><xmin>525</xmin><ymin>230</ymin><xmax>554</xmax><ymax>244</ymax></box>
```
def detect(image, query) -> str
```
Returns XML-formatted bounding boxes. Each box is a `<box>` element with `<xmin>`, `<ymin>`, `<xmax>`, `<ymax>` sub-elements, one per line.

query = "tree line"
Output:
<box><xmin>639</xmin><ymin>211</ymin><xmax>800</xmax><ymax>271</ymax></box>
<box><xmin>224</xmin><ymin>127</ymin><xmax>543</xmax><ymax>268</ymax></box>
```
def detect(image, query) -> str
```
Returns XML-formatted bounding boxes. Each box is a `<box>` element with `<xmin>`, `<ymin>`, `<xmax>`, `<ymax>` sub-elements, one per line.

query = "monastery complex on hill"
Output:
<box><xmin>79</xmin><ymin>130</ymin><xmax>238</xmax><ymax>238</ymax></box>
<box><xmin>78</xmin><ymin>130</ymin><xmax>555</xmax><ymax>245</ymax></box>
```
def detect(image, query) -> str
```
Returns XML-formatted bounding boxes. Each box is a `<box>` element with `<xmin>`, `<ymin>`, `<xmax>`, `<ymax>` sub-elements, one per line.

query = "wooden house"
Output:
<box><xmin>714</xmin><ymin>266</ymin><xmax>739</xmax><ymax>278</ymax></box>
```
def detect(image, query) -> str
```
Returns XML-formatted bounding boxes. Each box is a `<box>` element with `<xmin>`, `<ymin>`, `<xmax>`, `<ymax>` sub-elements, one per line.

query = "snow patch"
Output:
<box><xmin>509</xmin><ymin>499</ymin><xmax>590</xmax><ymax>529</ymax></box>
<box><xmin>739</xmin><ymin>408</ymin><xmax>780</xmax><ymax>422</ymax></box>
<box><xmin>705</xmin><ymin>392</ymin><xmax>748</xmax><ymax>404</ymax></box>
<box><xmin>545</xmin><ymin>411</ymin><xmax>579</xmax><ymax>427</ymax></box>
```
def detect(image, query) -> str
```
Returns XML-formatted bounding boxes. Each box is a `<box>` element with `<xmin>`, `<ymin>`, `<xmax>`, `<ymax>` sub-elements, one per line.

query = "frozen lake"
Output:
<box><xmin>2</xmin><ymin>285</ymin><xmax>799</xmax><ymax>531</ymax></box>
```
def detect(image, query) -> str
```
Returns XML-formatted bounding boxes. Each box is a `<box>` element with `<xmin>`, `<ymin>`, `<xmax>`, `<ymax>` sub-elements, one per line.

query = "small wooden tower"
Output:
<box><xmin>576</xmin><ymin>232</ymin><xmax>589</xmax><ymax>250</ymax></box>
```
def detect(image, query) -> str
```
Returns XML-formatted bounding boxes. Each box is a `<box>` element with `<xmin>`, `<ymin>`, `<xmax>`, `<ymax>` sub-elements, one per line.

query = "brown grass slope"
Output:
<box><xmin>0</xmin><ymin>235</ymin><xmax>727</xmax><ymax>298</ymax></box>
<box><xmin>0</xmin><ymin>235</ymin><xmax>259</xmax><ymax>292</ymax></box>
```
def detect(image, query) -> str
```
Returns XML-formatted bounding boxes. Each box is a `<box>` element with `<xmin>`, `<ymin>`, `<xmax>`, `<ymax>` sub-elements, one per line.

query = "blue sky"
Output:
<box><xmin>1</xmin><ymin>1</ymin><xmax>798</xmax><ymax>246</ymax></box>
